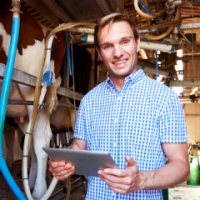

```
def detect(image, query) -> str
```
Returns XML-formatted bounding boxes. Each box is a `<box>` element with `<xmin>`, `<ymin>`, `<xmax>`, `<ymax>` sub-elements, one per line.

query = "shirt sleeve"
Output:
<box><xmin>159</xmin><ymin>90</ymin><xmax>188</xmax><ymax>143</ymax></box>
<box><xmin>73</xmin><ymin>99</ymin><xmax>87</xmax><ymax>141</ymax></box>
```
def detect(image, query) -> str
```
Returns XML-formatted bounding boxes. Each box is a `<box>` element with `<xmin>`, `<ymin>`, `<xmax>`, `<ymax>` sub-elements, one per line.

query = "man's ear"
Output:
<box><xmin>96</xmin><ymin>48</ymin><xmax>103</xmax><ymax>61</ymax></box>
<box><xmin>136</xmin><ymin>37</ymin><xmax>140</xmax><ymax>52</ymax></box>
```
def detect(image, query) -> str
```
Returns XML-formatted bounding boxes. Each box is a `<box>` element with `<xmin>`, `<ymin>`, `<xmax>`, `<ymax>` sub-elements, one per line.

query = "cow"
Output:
<box><xmin>0</xmin><ymin>0</ymin><xmax>66</xmax><ymax>199</ymax></box>
<box><xmin>1</xmin><ymin>2</ymin><xmax>92</xmax><ymax>199</ymax></box>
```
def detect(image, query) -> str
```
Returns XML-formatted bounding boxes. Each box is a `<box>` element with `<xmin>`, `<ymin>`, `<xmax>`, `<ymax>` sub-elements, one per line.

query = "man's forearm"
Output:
<box><xmin>138</xmin><ymin>159</ymin><xmax>190</xmax><ymax>190</ymax></box>
<box><xmin>71</xmin><ymin>138</ymin><xmax>87</xmax><ymax>150</ymax></box>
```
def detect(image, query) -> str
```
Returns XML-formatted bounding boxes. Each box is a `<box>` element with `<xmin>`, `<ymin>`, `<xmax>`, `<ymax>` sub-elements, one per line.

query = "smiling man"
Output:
<box><xmin>49</xmin><ymin>13</ymin><xmax>189</xmax><ymax>200</ymax></box>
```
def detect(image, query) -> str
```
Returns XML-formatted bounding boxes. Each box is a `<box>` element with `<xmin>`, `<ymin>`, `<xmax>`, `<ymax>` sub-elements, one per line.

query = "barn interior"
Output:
<box><xmin>1</xmin><ymin>0</ymin><xmax>200</xmax><ymax>200</ymax></box>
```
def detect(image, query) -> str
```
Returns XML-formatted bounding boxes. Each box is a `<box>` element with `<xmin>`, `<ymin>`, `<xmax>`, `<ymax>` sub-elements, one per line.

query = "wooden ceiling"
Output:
<box><xmin>20</xmin><ymin>0</ymin><xmax>200</xmax><ymax>98</ymax></box>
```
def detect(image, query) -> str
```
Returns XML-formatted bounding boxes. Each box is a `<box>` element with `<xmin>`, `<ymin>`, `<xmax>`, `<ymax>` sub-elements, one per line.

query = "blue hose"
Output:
<box><xmin>0</xmin><ymin>16</ymin><xmax>27</xmax><ymax>200</ymax></box>
<box><xmin>65</xmin><ymin>32</ymin><xmax>72</xmax><ymax>75</ymax></box>
<box><xmin>138</xmin><ymin>1</ymin><xmax>158</xmax><ymax>23</ymax></box>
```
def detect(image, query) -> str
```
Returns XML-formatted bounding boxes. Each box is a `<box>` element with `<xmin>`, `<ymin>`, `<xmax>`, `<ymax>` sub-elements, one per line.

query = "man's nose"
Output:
<box><xmin>113</xmin><ymin>45</ymin><xmax>123</xmax><ymax>58</ymax></box>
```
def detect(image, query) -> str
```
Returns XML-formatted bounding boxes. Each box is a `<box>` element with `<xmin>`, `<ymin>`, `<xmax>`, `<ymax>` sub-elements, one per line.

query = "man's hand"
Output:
<box><xmin>48</xmin><ymin>157</ymin><xmax>75</xmax><ymax>180</ymax></box>
<box><xmin>98</xmin><ymin>156</ymin><xmax>143</xmax><ymax>194</ymax></box>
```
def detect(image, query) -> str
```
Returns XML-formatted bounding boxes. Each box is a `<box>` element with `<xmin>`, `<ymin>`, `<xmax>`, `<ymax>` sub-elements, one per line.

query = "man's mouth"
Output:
<box><xmin>113</xmin><ymin>59</ymin><xmax>128</xmax><ymax>66</ymax></box>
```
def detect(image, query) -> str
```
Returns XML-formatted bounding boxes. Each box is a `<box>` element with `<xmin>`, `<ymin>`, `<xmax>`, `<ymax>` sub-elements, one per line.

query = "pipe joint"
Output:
<box><xmin>165</xmin><ymin>1</ymin><xmax>175</xmax><ymax>13</ymax></box>
<box><xmin>166</xmin><ymin>7</ymin><xmax>175</xmax><ymax>15</ymax></box>
<box><xmin>10</xmin><ymin>0</ymin><xmax>21</xmax><ymax>15</ymax></box>
<box><xmin>166</xmin><ymin>0</ymin><xmax>174</xmax><ymax>7</ymax></box>
<box><xmin>173</xmin><ymin>0</ymin><xmax>183</xmax><ymax>6</ymax></box>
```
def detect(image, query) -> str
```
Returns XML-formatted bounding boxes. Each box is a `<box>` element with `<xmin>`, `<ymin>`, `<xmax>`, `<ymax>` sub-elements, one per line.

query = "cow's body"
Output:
<box><xmin>1</xmin><ymin>1</ymin><xmax>92</xmax><ymax>199</ymax></box>
<box><xmin>0</xmin><ymin>1</ymin><xmax>66</xmax><ymax>199</ymax></box>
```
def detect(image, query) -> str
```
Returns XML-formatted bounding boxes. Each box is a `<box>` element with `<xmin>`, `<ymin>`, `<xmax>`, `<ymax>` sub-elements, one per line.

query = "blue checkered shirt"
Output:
<box><xmin>73</xmin><ymin>69</ymin><xmax>187</xmax><ymax>200</ymax></box>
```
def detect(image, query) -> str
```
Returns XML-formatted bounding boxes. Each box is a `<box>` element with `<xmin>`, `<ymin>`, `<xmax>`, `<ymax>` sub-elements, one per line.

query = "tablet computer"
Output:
<box><xmin>43</xmin><ymin>147</ymin><xmax>118</xmax><ymax>177</ymax></box>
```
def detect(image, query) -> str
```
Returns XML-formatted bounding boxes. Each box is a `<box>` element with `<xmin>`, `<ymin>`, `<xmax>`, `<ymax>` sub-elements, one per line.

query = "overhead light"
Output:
<box><xmin>172</xmin><ymin>87</ymin><xmax>183</xmax><ymax>96</ymax></box>
<box><xmin>157</xmin><ymin>51</ymin><xmax>160</xmax><ymax>54</ymax></box>
<box><xmin>177</xmin><ymin>49</ymin><xmax>183</xmax><ymax>57</ymax></box>
<box><xmin>177</xmin><ymin>74</ymin><xmax>184</xmax><ymax>81</ymax></box>
<box><xmin>175</xmin><ymin>60</ymin><xmax>183</xmax><ymax>71</ymax></box>
<box><xmin>190</xmin><ymin>87</ymin><xmax>198</xmax><ymax>95</ymax></box>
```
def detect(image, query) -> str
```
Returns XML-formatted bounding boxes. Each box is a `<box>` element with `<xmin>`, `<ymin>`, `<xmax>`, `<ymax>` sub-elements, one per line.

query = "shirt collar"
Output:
<box><xmin>106</xmin><ymin>69</ymin><xmax>145</xmax><ymax>88</ymax></box>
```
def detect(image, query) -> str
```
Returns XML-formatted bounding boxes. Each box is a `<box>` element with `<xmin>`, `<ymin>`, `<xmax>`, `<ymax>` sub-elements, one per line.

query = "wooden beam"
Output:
<box><xmin>0</xmin><ymin>63</ymin><xmax>83</xmax><ymax>101</ymax></box>
<box><xmin>95</xmin><ymin>0</ymin><xmax>111</xmax><ymax>15</ymax></box>
<box><xmin>182</xmin><ymin>18</ymin><xmax>200</xmax><ymax>24</ymax></box>
<box><xmin>22</xmin><ymin>0</ymin><xmax>59</xmax><ymax>27</ymax></box>
<box><xmin>42</xmin><ymin>0</ymin><xmax>73</xmax><ymax>22</ymax></box>
<box><xmin>185</xmin><ymin>114</ymin><xmax>200</xmax><ymax>116</ymax></box>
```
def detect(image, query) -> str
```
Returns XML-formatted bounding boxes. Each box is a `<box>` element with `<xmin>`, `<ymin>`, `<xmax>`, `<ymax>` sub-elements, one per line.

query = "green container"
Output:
<box><xmin>162</xmin><ymin>189</ymin><xmax>168</xmax><ymax>200</ymax></box>
<box><xmin>187</xmin><ymin>156</ymin><xmax>200</xmax><ymax>185</ymax></box>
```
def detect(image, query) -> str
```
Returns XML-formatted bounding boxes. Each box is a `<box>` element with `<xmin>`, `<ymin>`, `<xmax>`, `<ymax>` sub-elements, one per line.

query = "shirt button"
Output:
<box><xmin>117</xmin><ymin>96</ymin><xmax>121</xmax><ymax>100</ymax></box>
<box><xmin>113</xmin><ymin>142</ymin><xmax>117</xmax><ymax>147</ymax></box>
<box><xmin>112</xmin><ymin>192</ymin><xmax>116</xmax><ymax>196</ymax></box>
<box><xmin>114</xmin><ymin>118</ymin><xmax>118</xmax><ymax>123</ymax></box>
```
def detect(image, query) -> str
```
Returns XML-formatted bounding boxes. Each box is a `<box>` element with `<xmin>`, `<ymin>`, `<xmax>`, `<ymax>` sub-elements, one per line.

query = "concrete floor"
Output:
<box><xmin>0</xmin><ymin>160</ymin><xmax>85</xmax><ymax>200</ymax></box>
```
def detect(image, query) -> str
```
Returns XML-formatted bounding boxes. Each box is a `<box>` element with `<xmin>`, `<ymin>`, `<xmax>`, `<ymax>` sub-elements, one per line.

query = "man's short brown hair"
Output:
<box><xmin>94</xmin><ymin>13</ymin><xmax>140</xmax><ymax>51</ymax></box>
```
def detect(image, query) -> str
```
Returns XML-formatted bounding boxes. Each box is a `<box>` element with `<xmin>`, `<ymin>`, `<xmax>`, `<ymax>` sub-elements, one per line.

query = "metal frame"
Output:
<box><xmin>0</xmin><ymin>62</ymin><xmax>83</xmax><ymax>101</ymax></box>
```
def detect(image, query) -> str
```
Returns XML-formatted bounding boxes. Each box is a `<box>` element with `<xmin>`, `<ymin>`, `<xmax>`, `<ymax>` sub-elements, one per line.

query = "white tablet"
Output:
<box><xmin>43</xmin><ymin>147</ymin><xmax>118</xmax><ymax>177</ymax></box>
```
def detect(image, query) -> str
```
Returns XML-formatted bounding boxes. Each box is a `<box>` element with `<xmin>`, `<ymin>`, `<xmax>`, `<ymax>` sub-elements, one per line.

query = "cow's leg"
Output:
<box><xmin>17</xmin><ymin>128</ymin><xmax>25</xmax><ymax>150</ymax></box>
<box><xmin>29</xmin><ymin>142</ymin><xmax>37</xmax><ymax>190</ymax></box>
<box><xmin>31</xmin><ymin>109</ymin><xmax>52</xmax><ymax>200</ymax></box>
<box><xmin>4</xmin><ymin>129</ymin><xmax>15</xmax><ymax>171</ymax></box>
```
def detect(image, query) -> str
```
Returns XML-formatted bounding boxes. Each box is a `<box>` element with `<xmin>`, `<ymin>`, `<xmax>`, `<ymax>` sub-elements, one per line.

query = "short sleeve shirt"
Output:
<box><xmin>73</xmin><ymin>69</ymin><xmax>187</xmax><ymax>200</ymax></box>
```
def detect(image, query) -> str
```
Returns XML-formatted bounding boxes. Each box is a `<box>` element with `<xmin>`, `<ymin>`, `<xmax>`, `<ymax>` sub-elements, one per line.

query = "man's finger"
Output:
<box><xmin>99</xmin><ymin>171</ymin><xmax>125</xmax><ymax>183</ymax></box>
<box><xmin>49</xmin><ymin>156</ymin><xmax>53</xmax><ymax>161</ymax></box>
<box><xmin>125</xmin><ymin>156</ymin><xmax>137</xmax><ymax>167</ymax></box>
<box><xmin>99</xmin><ymin>174</ymin><xmax>130</xmax><ymax>193</ymax></box>
<box><xmin>53</xmin><ymin>169</ymin><xmax>74</xmax><ymax>180</ymax></box>
<box><xmin>102</xmin><ymin>168</ymin><xmax>127</xmax><ymax>177</ymax></box>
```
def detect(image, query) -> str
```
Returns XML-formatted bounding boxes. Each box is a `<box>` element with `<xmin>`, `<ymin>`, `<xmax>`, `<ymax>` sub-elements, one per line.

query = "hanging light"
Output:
<box><xmin>177</xmin><ymin>49</ymin><xmax>183</xmax><ymax>57</ymax></box>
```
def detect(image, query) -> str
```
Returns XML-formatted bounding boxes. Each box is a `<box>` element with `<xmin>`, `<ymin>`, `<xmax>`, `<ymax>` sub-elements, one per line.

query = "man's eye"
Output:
<box><xmin>123</xmin><ymin>41</ymin><xmax>129</xmax><ymax>45</ymax></box>
<box><xmin>105</xmin><ymin>45</ymin><xmax>111</xmax><ymax>49</ymax></box>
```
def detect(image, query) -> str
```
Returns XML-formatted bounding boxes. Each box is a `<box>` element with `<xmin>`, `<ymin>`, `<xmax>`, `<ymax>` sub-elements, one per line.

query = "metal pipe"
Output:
<box><xmin>133</xmin><ymin>0</ymin><xmax>166</xmax><ymax>19</ymax></box>
<box><xmin>65</xmin><ymin>32</ymin><xmax>72</xmax><ymax>75</ymax></box>
<box><xmin>139</xmin><ymin>49</ymin><xmax>148</xmax><ymax>59</ymax></box>
<box><xmin>173</xmin><ymin>0</ymin><xmax>183</xmax><ymax>5</ymax></box>
<box><xmin>147</xmin><ymin>7</ymin><xmax>180</xmax><ymax>40</ymax></box>
<box><xmin>140</xmin><ymin>41</ymin><xmax>175</xmax><ymax>52</ymax></box>
<box><xmin>140</xmin><ymin>22</ymin><xmax>200</xmax><ymax>33</ymax></box>
<box><xmin>7</xmin><ymin>100</ymin><xmax>78</xmax><ymax>110</ymax></box>
<box><xmin>79</xmin><ymin>34</ymin><xmax>176</xmax><ymax>52</ymax></box>
<box><xmin>0</xmin><ymin>1</ymin><xmax>26</xmax><ymax>199</ymax></box>
<box><xmin>137</xmin><ymin>63</ymin><xmax>170</xmax><ymax>77</ymax></box>
<box><xmin>139</xmin><ymin>28</ymin><xmax>159</xmax><ymax>34</ymax></box>
<box><xmin>169</xmin><ymin>80</ymin><xmax>200</xmax><ymax>87</ymax></box>
<box><xmin>69</xmin><ymin>27</ymin><xmax>94</xmax><ymax>34</ymax></box>
<box><xmin>180</xmin><ymin>100</ymin><xmax>193</xmax><ymax>104</ymax></box>
<box><xmin>165</xmin><ymin>0</ymin><xmax>175</xmax><ymax>21</ymax></box>
<box><xmin>138</xmin><ymin>1</ymin><xmax>158</xmax><ymax>23</ymax></box>
<box><xmin>143</xmin><ymin>0</ymin><xmax>151</xmax><ymax>25</ymax></box>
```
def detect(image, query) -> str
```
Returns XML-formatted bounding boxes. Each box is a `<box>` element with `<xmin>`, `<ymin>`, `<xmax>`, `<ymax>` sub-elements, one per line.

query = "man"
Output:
<box><xmin>49</xmin><ymin>13</ymin><xmax>189</xmax><ymax>199</ymax></box>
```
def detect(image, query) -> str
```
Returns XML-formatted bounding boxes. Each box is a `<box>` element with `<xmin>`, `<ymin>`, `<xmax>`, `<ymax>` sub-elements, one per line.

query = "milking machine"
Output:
<box><xmin>0</xmin><ymin>1</ymin><xmax>94</xmax><ymax>199</ymax></box>
<box><xmin>0</xmin><ymin>1</ymin><xmax>26</xmax><ymax>199</ymax></box>
<box><xmin>22</xmin><ymin>21</ymin><xmax>95</xmax><ymax>200</ymax></box>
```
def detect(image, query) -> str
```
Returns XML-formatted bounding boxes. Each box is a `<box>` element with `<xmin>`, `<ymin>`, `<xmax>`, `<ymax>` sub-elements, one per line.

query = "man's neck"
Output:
<box><xmin>110</xmin><ymin>76</ymin><xmax>125</xmax><ymax>92</ymax></box>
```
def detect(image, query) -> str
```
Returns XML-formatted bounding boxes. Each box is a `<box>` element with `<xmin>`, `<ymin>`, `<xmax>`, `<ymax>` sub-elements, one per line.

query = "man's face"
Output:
<box><xmin>97</xmin><ymin>21</ymin><xmax>140</xmax><ymax>81</ymax></box>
